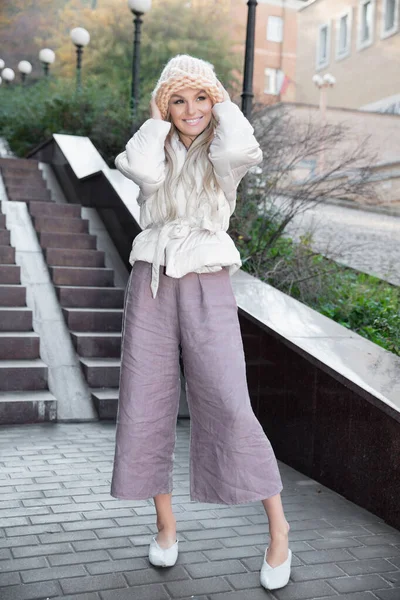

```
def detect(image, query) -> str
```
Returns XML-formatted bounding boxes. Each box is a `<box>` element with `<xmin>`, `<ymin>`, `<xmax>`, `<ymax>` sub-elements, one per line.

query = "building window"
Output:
<box><xmin>357</xmin><ymin>0</ymin><xmax>376</xmax><ymax>50</ymax></box>
<box><xmin>381</xmin><ymin>0</ymin><xmax>399</xmax><ymax>38</ymax></box>
<box><xmin>264</xmin><ymin>68</ymin><xmax>284</xmax><ymax>95</ymax></box>
<box><xmin>316</xmin><ymin>23</ymin><xmax>331</xmax><ymax>69</ymax></box>
<box><xmin>267</xmin><ymin>16</ymin><xmax>283</xmax><ymax>42</ymax></box>
<box><xmin>336</xmin><ymin>9</ymin><xmax>352</xmax><ymax>60</ymax></box>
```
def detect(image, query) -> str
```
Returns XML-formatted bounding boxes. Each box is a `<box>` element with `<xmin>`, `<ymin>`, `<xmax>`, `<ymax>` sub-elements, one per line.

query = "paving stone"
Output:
<box><xmin>0</xmin><ymin>571</ymin><xmax>21</xmax><ymax>587</ymax></box>
<box><xmin>0</xmin><ymin>580</ymin><xmax>61</xmax><ymax>600</ymax></box>
<box><xmin>203</xmin><ymin>546</ymin><xmax>261</xmax><ymax>561</ymax></box>
<box><xmin>225</xmin><ymin>571</ymin><xmax>260</xmax><ymax>589</ymax></box>
<box><xmin>308</xmin><ymin>537</ymin><xmax>364</xmax><ymax>550</ymax></box>
<box><xmin>49</xmin><ymin>549</ymin><xmax>110</xmax><ymax>566</ymax></box>
<box><xmin>21</xmin><ymin>564</ymin><xmax>86</xmax><ymax>583</ymax></box>
<box><xmin>101</xmin><ymin>583</ymin><xmax>170</xmax><ymax>600</ymax></box>
<box><xmin>0</xmin><ymin>535</ymin><xmax>39</xmax><ymax>549</ymax></box>
<box><xmin>12</xmin><ymin>542</ymin><xmax>73</xmax><ymax>558</ymax></box>
<box><xmin>273</xmin><ymin>580</ymin><xmax>338</xmax><ymax>599</ymax></box>
<box><xmin>349</xmin><ymin>545</ymin><xmax>400</xmax><ymax>559</ymax></box>
<box><xmin>165</xmin><ymin>576</ymin><xmax>232</xmax><ymax>597</ymax></box>
<box><xmin>327</xmin><ymin>574</ymin><xmax>391</xmax><ymax>593</ymax></box>
<box><xmin>355</xmin><ymin>534</ymin><xmax>400</xmax><ymax>546</ymax></box>
<box><xmin>296</xmin><ymin>548</ymin><xmax>357</xmax><ymax>564</ymax></box>
<box><xmin>382</xmin><ymin>570</ymin><xmax>400</xmax><ymax>585</ymax></box>
<box><xmin>55</xmin><ymin>595</ymin><xmax>100</xmax><ymax>600</ymax></box>
<box><xmin>185</xmin><ymin>559</ymin><xmax>247</xmax><ymax>579</ymax></box>
<box><xmin>375</xmin><ymin>590</ymin><xmax>400</xmax><ymax>600</ymax></box>
<box><xmin>338</xmin><ymin>558</ymin><xmax>397</xmax><ymax>576</ymax></box>
<box><xmin>1</xmin><ymin>556</ymin><xmax>47</xmax><ymax>572</ymax></box>
<box><xmin>210</xmin><ymin>589</ymin><xmax>275</xmax><ymax>600</ymax></box>
<box><xmin>60</xmin><ymin>573</ymin><xmax>127</xmax><ymax>594</ymax></box>
<box><xmin>39</xmin><ymin>530</ymin><xmax>97</xmax><ymax>544</ymax></box>
<box><xmin>290</xmin><ymin>563</ymin><xmax>346</xmax><ymax>581</ymax></box>
<box><xmin>72</xmin><ymin>537</ymin><xmax>133</xmax><ymax>552</ymax></box>
<box><xmin>182</xmin><ymin>528</ymin><xmax>237</xmax><ymax>541</ymax></box>
<box><xmin>86</xmin><ymin>557</ymin><xmax>148</xmax><ymax>574</ymax></box>
<box><xmin>124</xmin><ymin>564</ymin><xmax>190</xmax><ymax>586</ymax></box>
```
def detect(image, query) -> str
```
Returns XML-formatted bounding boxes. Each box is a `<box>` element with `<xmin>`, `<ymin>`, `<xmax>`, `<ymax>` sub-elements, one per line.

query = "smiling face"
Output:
<box><xmin>168</xmin><ymin>87</ymin><xmax>213</xmax><ymax>147</ymax></box>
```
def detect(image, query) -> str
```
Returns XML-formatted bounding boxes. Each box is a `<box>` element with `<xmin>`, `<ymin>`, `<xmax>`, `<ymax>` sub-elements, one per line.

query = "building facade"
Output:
<box><xmin>296</xmin><ymin>0</ymin><xmax>400</xmax><ymax>112</ymax></box>
<box><xmin>226</xmin><ymin>0</ymin><xmax>305</xmax><ymax>105</ymax></box>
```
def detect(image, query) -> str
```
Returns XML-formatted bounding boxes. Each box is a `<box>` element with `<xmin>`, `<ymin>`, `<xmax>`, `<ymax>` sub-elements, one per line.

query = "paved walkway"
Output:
<box><xmin>285</xmin><ymin>202</ymin><xmax>400</xmax><ymax>287</ymax></box>
<box><xmin>0</xmin><ymin>421</ymin><xmax>399</xmax><ymax>600</ymax></box>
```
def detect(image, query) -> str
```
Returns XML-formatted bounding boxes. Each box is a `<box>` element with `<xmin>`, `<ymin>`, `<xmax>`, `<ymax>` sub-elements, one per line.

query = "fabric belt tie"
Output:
<box><xmin>151</xmin><ymin>220</ymin><xmax>192</xmax><ymax>299</ymax></box>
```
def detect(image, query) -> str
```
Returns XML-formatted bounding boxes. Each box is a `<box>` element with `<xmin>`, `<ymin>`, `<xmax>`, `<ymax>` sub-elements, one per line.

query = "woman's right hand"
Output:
<box><xmin>150</xmin><ymin>97</ymin><xmax>163</xmax><ymax>120</ymax></box>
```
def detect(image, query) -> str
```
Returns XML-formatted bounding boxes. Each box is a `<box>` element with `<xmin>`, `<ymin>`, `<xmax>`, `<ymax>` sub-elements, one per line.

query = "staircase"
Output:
<box><xmin>0</xmin><ymin>201</ymin><xmax>56</xmax><ymax>424</ymax></box>
<box><xmin>28</xmin><ymin>202</ymin><xmax>124</xmax><ymax>420</ymax></box>
<box><xmin>0</xmin><ymin>157</ymin><xmax>125</xmax><ymax>421</ymax></box>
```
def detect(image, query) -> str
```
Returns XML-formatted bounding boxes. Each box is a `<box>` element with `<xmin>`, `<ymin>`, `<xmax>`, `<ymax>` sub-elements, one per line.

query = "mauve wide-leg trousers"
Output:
<box><xmin>111</xmin><ymin>261</ymin><xmax>283</xmax><ymax>504</ymax></box>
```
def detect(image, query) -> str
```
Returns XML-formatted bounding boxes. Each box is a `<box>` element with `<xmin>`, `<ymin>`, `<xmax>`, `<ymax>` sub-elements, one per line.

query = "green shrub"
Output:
<box><xmin>0</xmin><ymin>78</ymin><xmax>133</xmax><ymax>165</ymax></box>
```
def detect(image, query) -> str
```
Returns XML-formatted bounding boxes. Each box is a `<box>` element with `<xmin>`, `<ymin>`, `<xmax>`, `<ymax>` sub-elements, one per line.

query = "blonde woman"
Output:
<box><xmin>111</xmin><ymin>55</ymin><xmax>291</xmax><ymax>591</ymax></box>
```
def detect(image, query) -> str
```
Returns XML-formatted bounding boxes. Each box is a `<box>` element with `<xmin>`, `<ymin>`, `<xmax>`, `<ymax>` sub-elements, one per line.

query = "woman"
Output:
<box><xmin>111</xmin><ymin>55</ymin><xmax>291</xmax><ymax>591</ymax></box>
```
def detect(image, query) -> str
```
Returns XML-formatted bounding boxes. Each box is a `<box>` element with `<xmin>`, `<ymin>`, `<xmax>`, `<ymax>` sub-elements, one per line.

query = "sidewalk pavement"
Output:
<box><xmin>0</xmin><ymin>421</ymin><xmax>399</xmax><ymax>600</ymax></box>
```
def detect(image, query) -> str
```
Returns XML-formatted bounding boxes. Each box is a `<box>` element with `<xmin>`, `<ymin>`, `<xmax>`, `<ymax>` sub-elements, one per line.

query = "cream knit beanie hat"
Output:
<box><xmin>152</xmin><ymin>54</ymin><xmax>224</xmax><ymax>120</ymax></box>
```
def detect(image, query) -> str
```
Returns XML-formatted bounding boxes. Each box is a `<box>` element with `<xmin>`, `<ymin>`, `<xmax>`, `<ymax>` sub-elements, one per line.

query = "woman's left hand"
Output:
<box><xmin>217</xmin><ymin>80</ymin><xmax>230</xmax><ymax>103</ymax></box>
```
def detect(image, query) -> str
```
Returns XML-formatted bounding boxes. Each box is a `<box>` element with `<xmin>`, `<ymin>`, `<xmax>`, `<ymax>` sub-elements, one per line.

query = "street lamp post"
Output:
<box><xmin>70</xmin><ymin>27</ymin><xmax>90</xmax><ymax>92</ymax></box>
<box><xmin>241</xmin><ymin>0</ymin><xmax>258</xmax><ymax>120</ymax></box>
<box><xmin>128</xmin><ymin>0</ymin><xmax>152</xmax><ymax>127</ymax></box>
<box><xmin>39</xmin><ymin>48</ymin><xmax>56</xmax><ymax>77</ymax></box>
<box><xmin>18</xmin><ymin>60</ymin><xmax>33</xmax><ymax>84</ymax></box>
<box><xmin>312</xmin><ymin>73</ymin><xmax>336</xmax><ymax>175</ymax></box>
<box><xmin>2</xmin><ymin>68</ymin><xmax>15</xmax><ymax>85</ymax></box>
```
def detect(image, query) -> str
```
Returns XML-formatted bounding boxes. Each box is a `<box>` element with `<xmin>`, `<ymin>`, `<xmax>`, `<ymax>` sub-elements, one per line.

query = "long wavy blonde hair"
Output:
<box><xmin>149</xmin><ymin>113</ymin><xmax>220</xmax><ymax>224</ymax></box>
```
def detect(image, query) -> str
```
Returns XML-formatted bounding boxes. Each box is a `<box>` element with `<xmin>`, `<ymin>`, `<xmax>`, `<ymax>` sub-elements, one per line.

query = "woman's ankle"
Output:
<box><xmin>269</xmin><ymin>520</ymin><xmax>290</xmax><ymax>540</ymax></box>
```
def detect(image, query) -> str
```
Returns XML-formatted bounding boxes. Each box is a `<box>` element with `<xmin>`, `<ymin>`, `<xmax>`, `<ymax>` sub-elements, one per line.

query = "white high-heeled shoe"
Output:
<box><xmin>260</xmin><ymin>547</ymin><xmax>292</xmax><ymax>590</ymax></box>
<box><xmin>148</xmin><ymin>536</ymin><xmax>178</xmax><ymax>567</ymax></box>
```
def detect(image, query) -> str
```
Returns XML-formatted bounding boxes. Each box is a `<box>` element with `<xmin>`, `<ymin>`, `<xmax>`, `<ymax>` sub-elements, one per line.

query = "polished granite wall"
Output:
<box><xmin>240</xmin><ymin>311</ymin><xmax>400</xmax><ymax>530</ymax></box>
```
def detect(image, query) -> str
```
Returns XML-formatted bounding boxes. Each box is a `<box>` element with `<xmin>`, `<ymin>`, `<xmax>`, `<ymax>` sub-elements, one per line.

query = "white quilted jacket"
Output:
<box><xmin>115</xmin><ymin>100</ymin><xmax>263</xmax><ymax>298</ymax></box>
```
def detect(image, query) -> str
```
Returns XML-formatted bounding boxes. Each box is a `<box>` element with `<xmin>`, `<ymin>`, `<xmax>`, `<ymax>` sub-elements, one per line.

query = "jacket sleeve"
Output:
<box><xmin>208</xmin><ymin>101</ymin><xmax>263</xmax><ymax>210</ymax></box>
<box><xmin>114</xmin><ymin>118</ymin><xmax>172</xmax><ymax>205</ymax></box>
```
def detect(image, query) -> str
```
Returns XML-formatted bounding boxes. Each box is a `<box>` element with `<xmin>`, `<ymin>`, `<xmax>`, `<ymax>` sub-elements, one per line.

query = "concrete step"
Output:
<box><xmin>0</xmin><ymin>265</ymin><xmax>20</xmax><ymax>284</ymax></box>
<box><xmin>39</xmin><ymin>232</ymin><xmax>97</xmax><ymax>250</ymax></box>
<box><xmin>0</xmin><ymin>390</ymin><xmax>57</xmax><ymax>425</ymax></box>
<box><xmin>0</xmin><ymin>214</ymin><xmax>6</xmax><ymax>229</ymax></box>
<box><xmin>80</xmin><ymin>358</ymin><xmax>120</xmax><ymax>388</ymax></box>
<box><xmin>0</xmin><ymin>332</ymin><xmax>40</xmax><ymax>360</ymax></box>
<box><xmin>49</xmin><ymin>266</ymin><xmax>114</xmax><ymax>287</ymax></box>
<box><xmin>44</xmin><ymin>248</ymin><xmax>105</xmax><ymax>268</ymax></box>
<box><xmin>6</xmin><ymin>179</ymin><xmax>47</xmax><ymax>191</ymax></box>
<box><xmin>62</xmin><ymin>308</ymin><xmax>123</xmax><ymax>332</ymax></box>
<box><xmin>55</xmin><ymin>286</ymin><xmax>125</xmax><ymax>308</ymax></box>
<box><xmin>33</xmin><ymin>216</ymin><xmax>89</xmax><ymax>234</ymax></box>
<box><xmin>7</xmin><ymin>194</ymin><xmax>53</xmax><ymax>203</ymax></box>
<box><xmin>0</xmin><ymin>229</ymin><xmax>10</xmax><ymax>246</ymax></box>
<box><xmin>0</xmin><ymin>158</ymin><xmax>40</xmax><ymax>171</ymax></box>
<box><xmin>28</xmin><ymin>201</ymin><xmax>81</xmax><ymax>219</ymax></box>
<box><xmin>7</xmin><ymin>189</ymin><xmax>52</xmax><ymax>202</ymax></box>
<box><xmin>0</xmin><ymin>307</ymin><xmax>33</xmax><ymax>331</ymax></box>
<box><xmin>0</xmin><ymin>359</ymin><xmax>48</xmax><ymax>391</ymax></box>
<box><xmin>71</xmin><ymin>332</ymin><xmax>121</xmax><ymax>358</ymax></box>
<box><xmin>0</xmin><ymin>246</ymin><xmax>15</xmax><ymax>263</ymax></box>
<box><xmin>0</xmin><ymin>285</ymin><xmax>26</xmax><ymax>306</ymax></box>
<box><xmin>91</xmin><ymin>388</ymin><xmax>118</xmax><ymax>420</ymax></box>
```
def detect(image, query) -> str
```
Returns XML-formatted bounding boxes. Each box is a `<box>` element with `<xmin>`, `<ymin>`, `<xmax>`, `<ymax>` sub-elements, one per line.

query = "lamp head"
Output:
<box><xmin>39</xmin><ymin>48</ymin><xmax>56</xmax><ymax>64</ymax></box>
<box><xmin>18</xmin><ymin>61</ymin><xmax>33</xmax><ymax>75</ymax></box>
<box><xmin>128</xmin><ymin>0</ymin><xmax>151</xmax><ymax>14</ymax></box>
<box><xmin>70</xmin><ymin>27</ymin><xmax>90</xmax><ymax>47</ymax></box>
<box><xmin>312</xmin><ymin>74</ymin><xmax>323</xmax><ymax>87</ymax></box>
<box><xmin>0</xmin><ymin>59</ymin><xmax>4</xmax><ymax>70</ymax></box>
<box><xmin>2</xmin><ymin>68</ymin><xmax>15</xmax><ymax>82</ymax></box>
